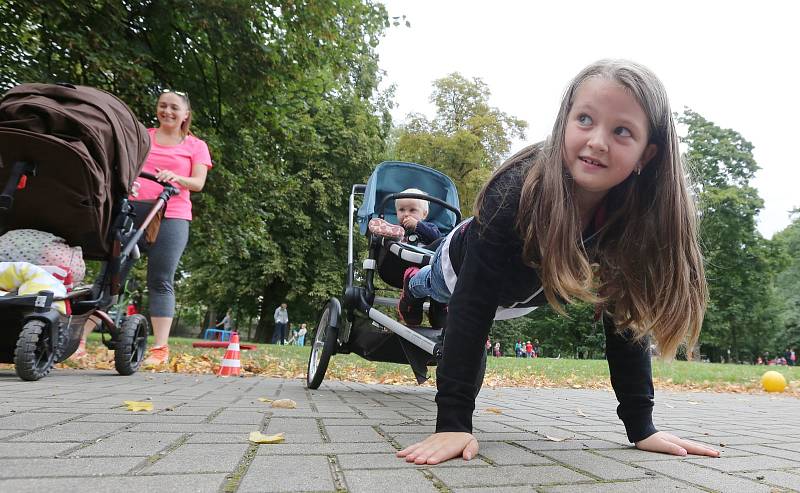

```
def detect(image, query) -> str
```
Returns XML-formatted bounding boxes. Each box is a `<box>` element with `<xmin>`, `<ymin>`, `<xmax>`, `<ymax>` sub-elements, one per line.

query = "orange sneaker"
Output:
<box><xmin>143</xmin><ymin>345</ymin><xmax>170</xmax><ymax>366</ymax></box>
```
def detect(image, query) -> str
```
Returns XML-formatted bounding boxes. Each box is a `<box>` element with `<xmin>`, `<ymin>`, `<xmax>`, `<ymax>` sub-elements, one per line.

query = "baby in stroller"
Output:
<box><xmin>306</xmin><ymin>160</ymin><xmax>465</xmax><ymax>389</ymax></box>
<box><xmin>368</xmin><ymin>188</ymin><xmax>447</xmax><ymax>328</ymax></box>
<box><xmin>369</xmin><ymin>188</ymin><xmax>442</xmax><ymax>246</ymax></box>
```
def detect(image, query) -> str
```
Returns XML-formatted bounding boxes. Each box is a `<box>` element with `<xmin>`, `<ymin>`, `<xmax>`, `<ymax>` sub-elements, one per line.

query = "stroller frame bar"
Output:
<box><xmin>348</xmin><ymin>184</ymin><xmax>366</xmax><ymax>267</ymax></box>
<box><xmin>367</xmin><ymin>308</ymin><xmax>439</xmax><ymax>356</ymax></box>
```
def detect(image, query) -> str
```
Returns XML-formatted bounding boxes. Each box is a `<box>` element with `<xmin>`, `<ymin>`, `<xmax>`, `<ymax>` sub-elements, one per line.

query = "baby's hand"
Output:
<box><xmin>396</xmin><ymin>432</ymin><xmax>478</xmax><ymax>465</ymax></box>
<box><xmin>401</xmin><ymin>216</ymin><xmax>419</xmax><ymax>231</ymax></box>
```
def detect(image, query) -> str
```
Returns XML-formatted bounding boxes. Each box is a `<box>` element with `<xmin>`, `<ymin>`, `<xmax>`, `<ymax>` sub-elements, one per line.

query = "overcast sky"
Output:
<box><xmin>376</xmin><ymin>0</ymin><xmax>798</xmax><ymax>238</ymax></box>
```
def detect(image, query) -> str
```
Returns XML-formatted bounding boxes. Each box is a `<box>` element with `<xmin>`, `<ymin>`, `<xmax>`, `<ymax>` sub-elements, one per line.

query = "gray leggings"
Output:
<box><xmin>132</xmin><ymin>202</ymin><xmax>190</xmax><ymax>318</ymax></box>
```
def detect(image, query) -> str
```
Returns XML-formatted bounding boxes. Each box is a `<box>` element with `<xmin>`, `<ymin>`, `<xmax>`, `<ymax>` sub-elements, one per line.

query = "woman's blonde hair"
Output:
<box><xmin>476</xmin><ymin>60</ymin><xmax>707</xmax><ymax>358</ymax></box>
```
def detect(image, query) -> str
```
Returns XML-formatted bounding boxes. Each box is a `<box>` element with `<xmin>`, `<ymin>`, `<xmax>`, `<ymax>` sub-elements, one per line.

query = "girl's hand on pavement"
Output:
<box><xmin>396</xmin><ymin>432</ymin><xmax>478</xmax><ymax>465</ymax></box>
<box><xmin>636</xmin><ymin>431</ymin><xmax>720</xmax><ymax>457</ymax></box>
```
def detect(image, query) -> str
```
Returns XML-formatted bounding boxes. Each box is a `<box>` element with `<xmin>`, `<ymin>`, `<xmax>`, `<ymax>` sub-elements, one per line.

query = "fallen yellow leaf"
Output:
<box><xmin>257</xmin><ymin>398</ymin><xmax>273</xmax><ymax>403</ymax></box>
<box><xmin>484</xmin><ymin>407</ymin><xmax>503</xmax><ymax>414</ymax></box>
<box><xmin>545</xmin><ymin>435</ymin><xmax>573</xmax><ymax>442</ymax></box>
<box><xmin>123</xmin><ymin>401</ymin><xmax>153</xmax><ymax>412</ymax></box>
<box><xmin>248</xmin><ymin>431</ymin><xmax>285</xmax><ymax>444</ymax></box>
<box><xmin>270</xmin><ymin>399</ymin><xmax>297</xmax><ymax>409</ymax></box>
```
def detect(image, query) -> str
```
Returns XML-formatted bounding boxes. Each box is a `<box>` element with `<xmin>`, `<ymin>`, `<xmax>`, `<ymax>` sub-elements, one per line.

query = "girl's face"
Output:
<box><xmin>156</xmin><ymin>92</ymin><xmax>190</xmax><ymax>131</ymax></box>
<box><xmin>564</xmin><ymin>77</ymin><xmax>657</xmax><ymax>204</ymax></box>
<box><xmin>395</xmin><ymin>198</ymin><xmax>428</xmax><ymax>223</ymax></box>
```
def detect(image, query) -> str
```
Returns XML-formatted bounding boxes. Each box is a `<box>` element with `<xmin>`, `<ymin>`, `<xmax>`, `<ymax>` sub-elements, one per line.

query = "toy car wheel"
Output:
<box><xmin>114</xmin><ymin>314</ymin><xmax>149</xmax><ymax>376</ymax></box>
<box><xmin>14</xmin><ymin>320</ymin><xmax>55</xmax><ymax>381</ymax></box>
<box><xmin>307</xmin><ymin>299</ymin><xmax>340</xmax><ymax>389</ymax></box>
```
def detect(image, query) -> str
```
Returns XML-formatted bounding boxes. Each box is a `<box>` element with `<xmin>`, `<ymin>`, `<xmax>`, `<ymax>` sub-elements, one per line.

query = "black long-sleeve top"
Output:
<box><xmin>411</xmin><ymin>220</ymin><xmax>443</xmax><ymax>245</ymax></box>
<box><xmin>434</xmin><ymin>147</ymin><xmax>657</xmax><ymax>443</ymax></box>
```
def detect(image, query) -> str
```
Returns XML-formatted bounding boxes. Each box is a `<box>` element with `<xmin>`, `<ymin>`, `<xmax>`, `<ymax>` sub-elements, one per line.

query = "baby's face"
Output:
<box><xmin>395</xmin><ymin>198</ymin><xmax>427</xmax><ymax>223</ymax></box>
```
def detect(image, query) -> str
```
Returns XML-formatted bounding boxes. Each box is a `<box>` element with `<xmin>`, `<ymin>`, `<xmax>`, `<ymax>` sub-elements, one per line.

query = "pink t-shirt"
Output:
<box><xmin>133</xmin><ymin>128</ymin><xmax>212</xmax><ymax>220</ymax></box>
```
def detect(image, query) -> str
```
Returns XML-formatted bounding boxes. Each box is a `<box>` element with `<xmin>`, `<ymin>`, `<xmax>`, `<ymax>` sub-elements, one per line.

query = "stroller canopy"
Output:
<box><xmin>0</xmin><ymin>83</ymin><xmax>149</xmax><ymax>259</ymax></box>
<box><xmin>357</xmin><ymin>161</ymin><xmax>460</xmax><ymax>236</ymax></box>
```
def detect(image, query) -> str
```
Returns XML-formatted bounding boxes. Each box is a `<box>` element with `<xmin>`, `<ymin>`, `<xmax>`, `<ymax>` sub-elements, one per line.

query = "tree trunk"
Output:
<box><xmin>255</xmin><ymin>281</ymin><xmax>289</xmax><ymax>343</ymax></box>
<box><xmin>246</xmin><ymin>315</ymin><xmax>254</xmax><ymax>341</ymax></box>
<box><xmin>199</xmin><ymin>309</ymin><xmax>212</xmax><ymax>338</ymax></box>
<box><xmin>255</xmin><ymin>297</ymin><xmax>272</xmax><ymax>343</ymax></box>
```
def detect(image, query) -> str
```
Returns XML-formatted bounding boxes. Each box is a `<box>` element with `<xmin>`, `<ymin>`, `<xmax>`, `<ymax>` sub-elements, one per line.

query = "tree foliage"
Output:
<box><xmin>773</xmin><ymin>211</ymin><xmax>800</xmax><ymax>351</ymax></box>
<box><xmin>390</xmin><ymin>73</ymin><xmax>527</xmax><ymax>214</ymax></box>
<box><xmin>680</xmin><ymin>109</ymin><xmax>785</xmax><ymax>362</ymax></box>
<box><xmin>0</xmin><ymin>0</ymin><xmax>392</xmax><ymax>340</ymax></box>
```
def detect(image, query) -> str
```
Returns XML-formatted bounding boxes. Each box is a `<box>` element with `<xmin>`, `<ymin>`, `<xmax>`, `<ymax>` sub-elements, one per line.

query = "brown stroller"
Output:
<box><xmin>0</xmin><ymin>83</ymin><xmax>177</xmax><ymax>380</ymax></box>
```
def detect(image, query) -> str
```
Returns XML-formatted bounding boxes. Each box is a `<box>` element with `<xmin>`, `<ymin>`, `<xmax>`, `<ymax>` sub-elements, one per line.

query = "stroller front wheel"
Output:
<box><xmin>307</xmin><ymin>299</ymin><xmax>341</xmax><ymax>389</ymax></box>
<box><xmin>14</xmin><ymin>320</ymin><xmax>56</xmax><ymax>381</ymax></box>
<box><xmin>114</xmin><ymin>314</ymin><xmax>149</xmax><ymax>376</ymax></box>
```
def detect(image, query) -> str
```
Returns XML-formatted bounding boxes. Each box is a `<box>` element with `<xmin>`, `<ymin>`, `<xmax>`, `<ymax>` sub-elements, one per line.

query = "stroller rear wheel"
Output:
<box><xmin>307</xmin><ymin>299</ymin><xmax>341</xmax><ymax>389</ymax></box>
<box><xmin>114</xmin><ymin>314</ymin><xmax>149</xmax><ymax>376</ymax></box>
<box><xmin>14</xmin><ymin>320</ymin><xmax>55</xmax><ymax>381</ymax></box>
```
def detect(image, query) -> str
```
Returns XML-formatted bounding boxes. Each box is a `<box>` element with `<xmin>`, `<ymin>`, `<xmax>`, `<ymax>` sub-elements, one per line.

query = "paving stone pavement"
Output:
<box><xmin>0</xmin><ymin>369</ymin><xmax>798</xmax><ymax>492</ymax></box>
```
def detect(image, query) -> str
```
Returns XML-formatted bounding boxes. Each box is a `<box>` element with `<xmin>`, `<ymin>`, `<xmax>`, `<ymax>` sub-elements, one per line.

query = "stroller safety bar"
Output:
<box><xmin>376</xmin><ymin>192</ymin><xmax>461</xmax><ymax>225</ymax></box>
<box><xmin>0</xmin><ymin>160</ymin><xmax>36</xmax><ymax>211</ymax></box>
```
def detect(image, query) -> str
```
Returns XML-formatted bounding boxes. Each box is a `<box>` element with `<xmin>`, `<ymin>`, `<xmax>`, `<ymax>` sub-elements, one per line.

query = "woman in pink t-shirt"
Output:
<box><xmin>134</xmin><ymin>90</ymin><xmax>213</xmax><ymax>366</ymax></box>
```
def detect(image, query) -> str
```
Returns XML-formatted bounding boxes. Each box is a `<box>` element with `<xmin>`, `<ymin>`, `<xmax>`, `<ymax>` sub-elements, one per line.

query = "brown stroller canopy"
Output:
<box><xmin>0</xmin><ymin>83</ymin><xmax>150</xmax><ymax>259</ymax></box>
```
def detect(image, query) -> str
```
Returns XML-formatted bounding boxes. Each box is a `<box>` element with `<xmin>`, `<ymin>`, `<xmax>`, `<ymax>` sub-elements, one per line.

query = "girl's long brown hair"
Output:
<box><xmin>475</xmin><ymin>60</ymin><xmax>707</xmax><ymax>358</ymax></box>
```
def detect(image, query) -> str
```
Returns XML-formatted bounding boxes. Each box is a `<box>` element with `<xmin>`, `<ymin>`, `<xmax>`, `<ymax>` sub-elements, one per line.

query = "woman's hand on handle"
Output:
<box><xmin>396</xmin><ymin>432</ymin><xmax>479</xmax><ymax>465</ymax></box>
<box><xmin>154</xmin><ymin>163</ymin><xmax>209</xmax><ymax>192</ymax></box>
<box><xmin>635</xmin><ymin>431</ymin><xmax>720</xmax><ymax>457</ymax></box>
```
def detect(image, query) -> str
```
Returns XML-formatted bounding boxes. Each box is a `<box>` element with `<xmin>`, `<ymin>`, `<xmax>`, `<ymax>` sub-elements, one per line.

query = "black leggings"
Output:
<box><xmin>132</xmin><ymin>201</ymin><xmax>189</xmax><ymax>318</ymax></box>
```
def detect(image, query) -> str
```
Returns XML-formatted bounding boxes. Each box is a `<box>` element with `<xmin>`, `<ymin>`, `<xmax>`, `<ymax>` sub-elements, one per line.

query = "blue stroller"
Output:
<box><xmin>306</xmin><ymin>161</ymin><xmax>485</xmax><ymax>388</ymax></box>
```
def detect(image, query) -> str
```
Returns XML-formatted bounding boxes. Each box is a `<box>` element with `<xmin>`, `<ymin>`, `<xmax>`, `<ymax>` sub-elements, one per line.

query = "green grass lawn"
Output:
<box><xmin>75</xmin><ymin>334</ymin><xmax>798</xmax><ymax>394</ymax></box>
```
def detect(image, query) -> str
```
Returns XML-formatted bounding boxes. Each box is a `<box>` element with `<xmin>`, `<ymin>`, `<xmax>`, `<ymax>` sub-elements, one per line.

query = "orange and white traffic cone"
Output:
<box><xmin>217</xmin><ymin>332</ymin><xmax>241</xmax><ymax>377</ymax></box>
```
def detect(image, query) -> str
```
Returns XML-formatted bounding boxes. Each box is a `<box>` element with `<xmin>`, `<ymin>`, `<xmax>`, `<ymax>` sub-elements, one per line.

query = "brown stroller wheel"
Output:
<box><xmin>14</xmin><ymin>320</ymin><xmax>56</xmax><ymax>381</ymax></box>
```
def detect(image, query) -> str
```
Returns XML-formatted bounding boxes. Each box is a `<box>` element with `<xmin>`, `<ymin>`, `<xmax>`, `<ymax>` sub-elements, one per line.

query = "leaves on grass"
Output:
<box><xmin>124</xmin><ymin>401</ymin><xmax>153</xmax><ymax>412</ymax></box>
<box><xmin>40</xmin><ymin>343</ymin><xmax>800</xmax><ymax>400</ymax></box>
<box><xmin>249</xmin><ymin>431</ymin><xmax>285</xmax><ymax>444</ymax></box>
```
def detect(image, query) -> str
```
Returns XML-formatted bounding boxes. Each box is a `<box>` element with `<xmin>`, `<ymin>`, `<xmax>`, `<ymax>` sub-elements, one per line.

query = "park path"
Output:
<box><xmin>0</xmin><ymin>369</ymin><xmax>798</xmax><ymax>492</ymax></box>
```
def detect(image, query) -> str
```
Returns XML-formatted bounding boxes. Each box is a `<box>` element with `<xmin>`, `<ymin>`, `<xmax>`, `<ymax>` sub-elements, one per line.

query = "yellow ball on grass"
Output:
<box><xmin>761</xmin><ymin>370</ymin><xmax>787</xmax><ymax>393</ymax></box>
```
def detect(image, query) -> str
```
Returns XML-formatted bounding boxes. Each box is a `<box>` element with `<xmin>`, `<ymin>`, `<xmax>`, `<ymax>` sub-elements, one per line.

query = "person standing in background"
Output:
<box><xmin>272</xmin><ymin>303</ymin><xmax>289</xmax><ymax>344</ymax></box>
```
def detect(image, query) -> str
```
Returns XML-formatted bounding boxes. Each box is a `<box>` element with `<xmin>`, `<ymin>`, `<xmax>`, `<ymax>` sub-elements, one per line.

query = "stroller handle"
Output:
<box><xmin>137</xmin><ymin>172</ymin><xmax>180</xmax><ymax>198</ymax></box>
<box><xmin>119</xmin><ymin>172</ymin><xmax>180</xmax><ymax>260</ymax></box>
<box><xmin>376</xmin><ymin>192</ymin><xmax>462</xmax><ymax>225</ymax></box>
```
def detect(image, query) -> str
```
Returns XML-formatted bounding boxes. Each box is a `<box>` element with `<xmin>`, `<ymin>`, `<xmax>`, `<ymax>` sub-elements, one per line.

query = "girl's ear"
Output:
<box><xmin>639</xmin><ymin>143</ymin><xmax>658</xmax><ymax>170</ymax></box>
